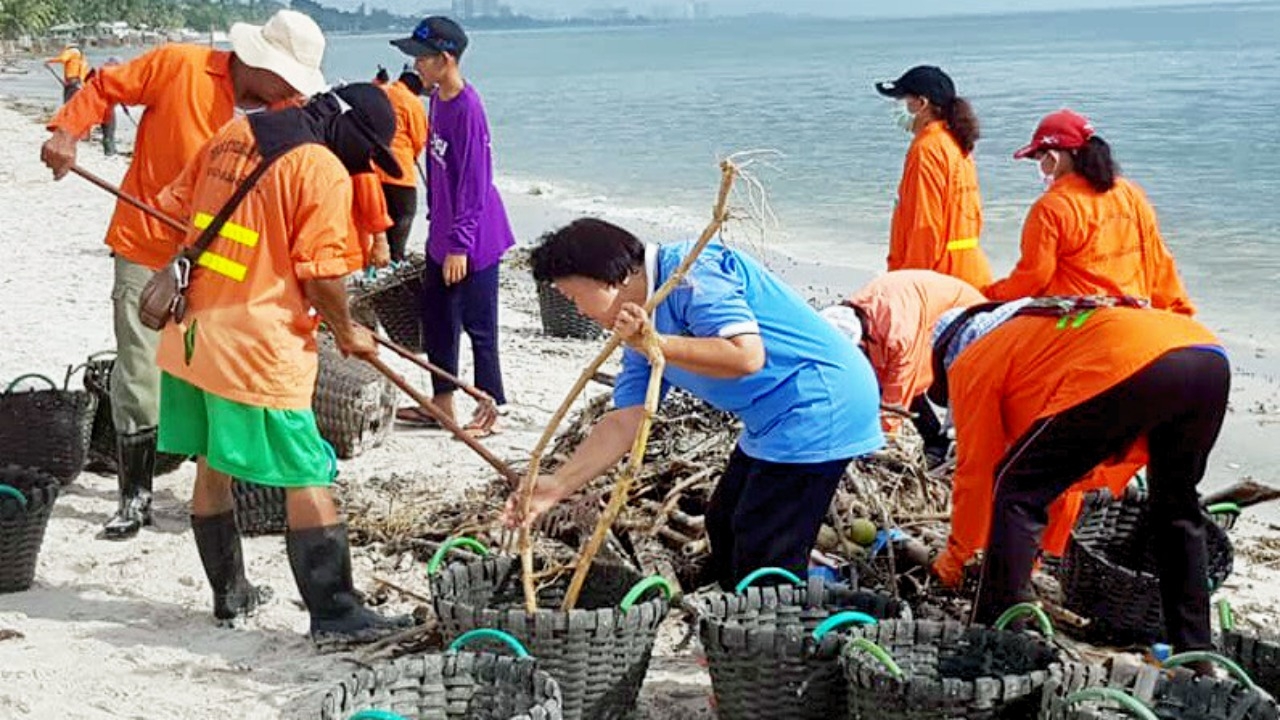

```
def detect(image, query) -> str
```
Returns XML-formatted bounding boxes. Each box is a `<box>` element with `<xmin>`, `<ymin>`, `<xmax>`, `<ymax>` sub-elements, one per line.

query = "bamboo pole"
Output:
<box><xmin>516</xmin><ymin>160</ymin><xmax>739</xmax><ymax>612</ymax></box>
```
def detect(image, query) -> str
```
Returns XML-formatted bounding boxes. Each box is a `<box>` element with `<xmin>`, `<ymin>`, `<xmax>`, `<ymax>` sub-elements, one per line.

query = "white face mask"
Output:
<box><xmin>893</xmin><ymin>100</ymin><xmax>916</xmax><ymax>132</ymax></box>
<box><xmin>1038</xmin><ymin>149</ymin><xmax>1060</xmax><ymax>191</ymax></box>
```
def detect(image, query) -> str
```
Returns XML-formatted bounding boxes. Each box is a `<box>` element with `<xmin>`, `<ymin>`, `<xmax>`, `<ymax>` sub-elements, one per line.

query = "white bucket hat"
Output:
<box><xmin>229</xmin><ymin>10</ymin><xmax>327</xmax><ymax>98</ymax></box>
<box><xmin>819</xmin><ymin>304</ymin><xmax>864</xmax><ymax>347</ymax></box>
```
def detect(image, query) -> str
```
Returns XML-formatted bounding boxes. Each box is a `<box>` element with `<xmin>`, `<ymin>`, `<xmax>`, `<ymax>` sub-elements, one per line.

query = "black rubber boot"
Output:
<box><xmin>286</xmin><ymin>523</ymin><xmax>413</xmax><ymax>645</ymax></box>
<box><xmin>102</xmin><ymin>429</ymin><xmax>156</xmax><ymax>540</ymax></box>
<box><xmin>191</xmin><ymin>511</ymin><xmax>273</xmax><ymax>626</ymax></box>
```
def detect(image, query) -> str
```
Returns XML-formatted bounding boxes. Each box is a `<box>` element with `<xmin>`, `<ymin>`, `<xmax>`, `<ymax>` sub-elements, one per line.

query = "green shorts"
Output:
<box><xmin>158</xmin><ymin>373</ymin><xmax>336</xmax><ymax>488</ymax></box>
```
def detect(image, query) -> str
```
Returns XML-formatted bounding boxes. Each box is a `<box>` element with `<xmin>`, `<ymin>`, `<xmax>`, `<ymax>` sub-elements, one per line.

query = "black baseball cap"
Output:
<box><xmin>875</xmin><ymin>65</ymin><xmax>956</xmax><ymax>107</ymax></box>
<box><xmin>391</xmin><ymin>16</ymin><xmax>468</xmax><ymax>59</ymax></box>
<box><xmin>333</xmin><ymin>82</ymin><xmax>402</xmax><ymax>179</ymax></box>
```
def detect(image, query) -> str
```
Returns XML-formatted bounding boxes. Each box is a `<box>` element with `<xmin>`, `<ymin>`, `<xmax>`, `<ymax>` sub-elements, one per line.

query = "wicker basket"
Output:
<box><xmin>1060</xmin><ymin>491</ymin><xmax>1234</xmax><ymax>646</ymax></box>
<box><xmin>536</xmin><ymin>282</ymin><xmax>603</xmax><ymax>340</ymax></box>
<box><xmin>842</xmin><ymin>615</ymin><xmax>1063</xmax><ymax>720</ymax></box>
<box><xmin>315</xmin><ymin>334</ymin><xmax>396</xmax><ymax>459</ymax></box>
<box><xmin>1040</xmin><ymin>653</ymin><xmax>1279</xmax><ymax>720</ymax></box>
<box><xmin>430</xmin><ymin>556</ymin><xmax>669</xmax><ymax>720</ymax></box>
<box><xmin>1220</xmin><ymin>630</ymin><xmax>1280</xmax><ymax>699</ymax></box>
<box><xmin>0</xmin><ymin>372</ymin><xmax>96</xmax><ymax>485</ymax></box>
<box><xmin>314</xmin><ymin>642</ymin><xmax>563</xmax><ymax>720</ymax></box>
<box><xmin>232</xmin><ymin>479</ymin><xmax>287</xmax><ymax>537</ymax></box>
<box><xmin>0</xmin><ymin>465</ymin><xmax>61</xmax><ymax>593</ymax></box>
<box><xmin>350</xmin><ymin>256</ymin><xmax>427</xmax><ymax>353</ymax></box>
<box><xmin>692</xmin><ymin>570</ymin><xmax>907</xmax><ymax>720</ymax></box>
<box><xmin>81</xmin><ymin>353</ymin><xmax>188</xmax><ymax>477</ymax></box>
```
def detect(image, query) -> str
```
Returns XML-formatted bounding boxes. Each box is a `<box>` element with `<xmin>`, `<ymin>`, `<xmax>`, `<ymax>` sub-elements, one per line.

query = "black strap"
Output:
<box><xmin>182</xmin><ymin>154</ymin><xmax>280</xmax><ymax>262</ymax></box>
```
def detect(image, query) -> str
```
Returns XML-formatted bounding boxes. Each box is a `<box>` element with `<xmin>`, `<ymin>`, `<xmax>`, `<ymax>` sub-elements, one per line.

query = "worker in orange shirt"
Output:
<box><xmin>929</xmin><ymin>299</ymin><xmax>1228</xmax><ymax>655</ymax></box>
<box><xmin>986</xmin><ymin>109</ymin><xmax>1195</xmax><ymax>315</ymax></box>
<box><xmin>819</xmin><ymin>270</ymin><xmax>985</xmax><ymax>466</ymax></box>
<box><xmin>378</xmin><ymin>67</ymin><xmax>428</xmax><ymax>263</ymax></box>
<box><xmin>154</xmin><ymin>82</ymin><xmax>411</xmax><ymax>642</ymax></box>
<box><xmin>39</xmin><ymin>10</ymin><xmax>326</xmax><ymax>541</ymax></box>
<box><xmin>46</xmin><ymin>44</ymin><xmax>89</xmax><ymax>103</ymax></box>
<box><xmin>876</xmin><ymin>66</ymin><xmax>993</xmax><ymax>290</ymax></box>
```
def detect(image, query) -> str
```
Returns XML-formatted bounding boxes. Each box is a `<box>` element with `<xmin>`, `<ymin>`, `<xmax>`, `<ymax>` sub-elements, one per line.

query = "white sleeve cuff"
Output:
<box><xmin>717</xmin><ymin>321</ymin><xmax>761</xmax><ymax>338</ymax></box>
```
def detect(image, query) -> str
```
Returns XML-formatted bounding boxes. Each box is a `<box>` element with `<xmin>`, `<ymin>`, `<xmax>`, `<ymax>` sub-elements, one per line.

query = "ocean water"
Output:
<box><xmin>321</xmin><ymin>2</ymin><xmax>1280</xmax><ymax>355</ymax></box>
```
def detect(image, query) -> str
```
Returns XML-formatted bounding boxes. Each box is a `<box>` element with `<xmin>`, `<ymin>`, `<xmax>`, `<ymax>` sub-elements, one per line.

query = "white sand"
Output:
<box><xmin>0</xmin><ymin>89</ymin><xmax>1275</xmax><ymax>720</ymax></box>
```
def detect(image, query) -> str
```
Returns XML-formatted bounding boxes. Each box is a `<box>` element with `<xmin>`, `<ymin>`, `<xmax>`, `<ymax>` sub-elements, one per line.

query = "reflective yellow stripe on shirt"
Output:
<box><xmin>193</xmin><ymin>212</ymin><xmax>260</xmax><ymax>248</ymax></box>
<box><xmin>196</xmin><ymin>251</ymin><xmax>247</xmax><ymax>282</ymax></box>
<box><xmin>946</xmin><ymin>237</ymin><xmax>979</xmax><ymax>251</ymax></box>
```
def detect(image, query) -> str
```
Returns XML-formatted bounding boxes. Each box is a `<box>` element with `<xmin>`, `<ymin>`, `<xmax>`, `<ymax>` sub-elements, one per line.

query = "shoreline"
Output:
<box><xmin>0</xmin><ymin>85</ymin><xmax>1277</xmax><ymax>717</ymax></box>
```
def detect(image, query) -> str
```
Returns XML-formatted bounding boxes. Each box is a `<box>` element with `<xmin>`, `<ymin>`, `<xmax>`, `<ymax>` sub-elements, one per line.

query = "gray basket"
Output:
<box><xmin>232</xmin><ymin>478</ymin><xmax>287</xmax><ymax>537</ymax></box>
<box><xmin>81</xmin><ymin>352</ymin><xmax>187</xmax><ymax>477</ymax></box>
<box><xmin>430</xmin><ymin>556</ymin><xmax>669</xmax><ymax>720</ymax></box>
<box><xmin>842</xmin><ymin>618</ymin><xmax>1063</xmax><ymax>720</ymax></box>
<box><xmin>1040</xmin><ymin>655</ymin><xmax>1279</xmax><ymax>720</ymax></box>
<box><xmin>314</xmin><ymin>650</ymin><xmax>563</xmax><ymax>720</ymax></box>
<box><xmin>1220</xmin><ymin>630</ymin><xmax>1280</xmax><ymax>699</ymax></box>
<box><xmin>350</xmin><ymin>257</ymin><xmax>427</xmax><ymax>353</ymax></box>
<box><xmin>315</xmin><ymin>334</ymin><xmax>395</xmax><ymax>459</ymax></box>
<box><xmin>536</xmin><ymin>282</ymin><xmax>603</xmax><ymax>340</ymax></box>
<box><xmin>692</xmin><ymin>571</ymin><xmax>906</xmax><ymax>720</ymax></box>
<box><xmin>0</xmin><ymin>465</ymin><xmax>60</xmax><ymax>593</ymax></box>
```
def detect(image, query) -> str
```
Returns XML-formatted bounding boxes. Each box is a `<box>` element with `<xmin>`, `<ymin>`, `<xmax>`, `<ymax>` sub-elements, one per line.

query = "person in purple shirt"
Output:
<box><xmin>392</xmin><ymin>16</ymin><xmax>515</xmax><ymax>435</ymax></box>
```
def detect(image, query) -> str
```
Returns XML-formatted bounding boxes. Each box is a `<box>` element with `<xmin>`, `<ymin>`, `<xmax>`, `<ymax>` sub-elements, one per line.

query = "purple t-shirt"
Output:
<box><xmin>426</xmin><ymin>83</ymin><xmax>515</xmax><ymax>271</ymax></box>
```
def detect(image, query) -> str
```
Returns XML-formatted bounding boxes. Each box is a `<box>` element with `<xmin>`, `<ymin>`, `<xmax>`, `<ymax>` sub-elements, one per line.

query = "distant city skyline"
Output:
<box><xmin>354</xmin><ymin>0</ymin><xmax>1268</xmax><ymax>20</ymax></box>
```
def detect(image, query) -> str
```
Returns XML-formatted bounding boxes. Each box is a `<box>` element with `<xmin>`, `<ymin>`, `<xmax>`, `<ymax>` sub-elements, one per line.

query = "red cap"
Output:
<box><xmin>1013</xmin><ymin>109</ymin><xmax>1096</xmax><ymax>159</ymax></box>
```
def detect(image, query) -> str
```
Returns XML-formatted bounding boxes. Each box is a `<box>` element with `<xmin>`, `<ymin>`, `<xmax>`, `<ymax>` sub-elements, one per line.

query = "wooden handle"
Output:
<box><xmin>68</xmin><ymin>164</ymin><xmax>187</xmax><ymax>234</ymax></box>
<box><xmin>362</xmin><ymin>354</ymin><xmax>521</xmax><ymax>488</ymax></box>
<box><xmin>372</xmin><ymin>334</ymin><xmax>495</xmax><ymax>409</ymax></box>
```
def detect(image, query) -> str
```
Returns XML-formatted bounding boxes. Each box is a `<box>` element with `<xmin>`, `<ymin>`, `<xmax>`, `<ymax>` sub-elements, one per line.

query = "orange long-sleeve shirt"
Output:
<box><xmin>47</xmin><ymin>48</ymin><xmax>88</xmax><ymax>83</ymax></box>
<box><xmin>376</xmin><ymin>79</ymin><xmax>427</xmax><ymax>188</ymax></box>
<box><xmin>889</xmin><ymin>120</ymin><xmax>993</xmax><ymax>290</ymax></box>
<box><xmin>351</xmin><ymin>172</ymin><xmax>393</xmax><ymax>266</ymax></box>
<box><xmin>848</xmin><ymin>270</ymin><xmax>985</xmax><ymax>429</ymax></box>
<box><xmin>933</xmin><ymin>307</ymin><xmax>1218</xmax><ymax>584</ymax></box>
<box><xmin>985</xmin><ymin>175</ymin><xmax>1195</xmax><ymax>315</ymax></box>
<box><xmin>48</xmin><ymin>45</ymin><xmax>236</xmax><ymax>270</ymax></box>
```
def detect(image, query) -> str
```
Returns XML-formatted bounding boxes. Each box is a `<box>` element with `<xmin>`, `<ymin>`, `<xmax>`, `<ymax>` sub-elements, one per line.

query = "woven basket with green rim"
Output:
<box><xmin>0</xmin><ymin>465</ymin><xmax>61</xmax><ymax>593</ymax></box>
<box><xmin>1216</xmin><ymin>602</ymin><xmax>1280</xmax><ymax>699</ymax></box>
<box><xmin>691</xmin><ymin>567</ymin><xmax>907</xmax><ymax>720</ymax></box>
<box><xmin>430</xmin><ymin>554</ymin><xmax>669</xmax><ymax>720</ymax></box>
<box><xmin>313</xmin><ymin>629</ymin><xmax>563</xmax><ymax>719</ymax></box>
<box><xmin>1040</xmin><ymin>653</ymin><xmax>1278</xmax><ymax>720</ymax></box>
<box><xmin>842</xmin><ymin>606</ymin><xmax>1063</xmax><ymax>720</ymax></box>
<box><xmin>0</xmin><ymin>372</ymin><xmax>97</xmax><ymax>485</ymax></box>
<box><xmin>81</xmin><ymin>353</ymin><xmax>187</xmax><ymax>477</ymax></box>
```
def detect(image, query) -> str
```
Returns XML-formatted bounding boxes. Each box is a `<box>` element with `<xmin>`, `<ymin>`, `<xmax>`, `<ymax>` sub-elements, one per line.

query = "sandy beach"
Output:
<box><xmin>0</xmin><ymin>83</ymin><xmax>1277</xmax><ymax>719</ymax></box>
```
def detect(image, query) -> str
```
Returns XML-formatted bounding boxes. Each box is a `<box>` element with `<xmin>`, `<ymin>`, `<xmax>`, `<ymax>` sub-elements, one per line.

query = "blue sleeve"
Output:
<box><xmin>613</xmin><ymin>346</ymin><xmax>670</xmax><ymax>409</ymax></box>
<box><xmin>680</xmin><ymin>251</ymin><xmax>760</xmax><ymax>339</ymax></box>
<box><xmin>442</xmin><ymin>101</ymin><xmax>491</xmax><ymax>256</ymax></box>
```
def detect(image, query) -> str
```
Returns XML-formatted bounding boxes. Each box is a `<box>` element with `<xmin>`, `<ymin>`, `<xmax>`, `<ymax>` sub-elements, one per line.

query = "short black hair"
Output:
<box><xmin>530</xmin><ymin>218</ymin><xmax>645</xmax><ymax>285</ymax></box>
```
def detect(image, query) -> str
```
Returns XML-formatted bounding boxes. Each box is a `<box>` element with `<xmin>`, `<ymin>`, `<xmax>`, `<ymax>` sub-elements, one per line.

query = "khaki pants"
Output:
<box><xmin>110</xmin><ymin>255</ymin><xmax>160</xmax><ymax>434</ymax></box>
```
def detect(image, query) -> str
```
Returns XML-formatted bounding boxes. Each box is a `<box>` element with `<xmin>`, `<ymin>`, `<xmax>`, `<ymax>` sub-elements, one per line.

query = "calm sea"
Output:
<box><xmin>9</xmin><ymin>2</ymin><xmax>1278</xmax><ymax>355</ymax></box>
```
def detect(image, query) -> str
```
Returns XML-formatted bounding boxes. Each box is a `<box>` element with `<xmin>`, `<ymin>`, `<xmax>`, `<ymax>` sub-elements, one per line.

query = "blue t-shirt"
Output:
<box><xmin>614</xmin><ymin>241</ymin><xmax>884</xmax><ymax>464</ymax></box>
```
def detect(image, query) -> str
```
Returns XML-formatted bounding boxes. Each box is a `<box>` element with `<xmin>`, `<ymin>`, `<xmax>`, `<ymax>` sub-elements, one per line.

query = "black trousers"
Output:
<box><xmin>909</xmin><ymin>394</ymin><xmax>948</xmax><ymax>454</ymax></box>
<box><xmin>381</xmin><ymin>183</ymin><xmax>418</xmax><ymax>263</ymax></box>
<box><xmin>62</xmin><ymin>80</ymin><xmax>81</xmax><ymax>104</ymax></box>
<box><xmin>973</xmin><ymin>347</ymin><xmax>1230</xmax><ymax>651</ymax></box>
<box><xmin>705</xmin><ymin>446</ymin><xmax>850</xmax><ymax>590</ymax></box>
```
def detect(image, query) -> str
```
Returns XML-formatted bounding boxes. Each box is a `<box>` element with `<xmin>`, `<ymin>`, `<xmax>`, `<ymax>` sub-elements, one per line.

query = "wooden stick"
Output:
<box><xmin>561</xmin><ymin>338</ymin><xmax>666</xmax><ymax>610</ymax></box>
<box><xmin>373</xmin><ymin>333</ymin><xmax>497</xmax><ymax>411</ymax></box>
<box><xmin>68</xmin><ymin>164</ymin><xmax>188</xmax><ymax>234</ymax></box>
<box><xmin>363</xmin><ymin>354</ymin><xmax>522</xmax><ymax>487</ymax></box>
<box><xmin>517</xmin><ymin>160</ymin><xmax>739</xmax><ymax>612</ymax></box>
<box><xmin>371</xmin><ymin>575</ymin><xmax>432</xmax><ymax>605</ymax></box>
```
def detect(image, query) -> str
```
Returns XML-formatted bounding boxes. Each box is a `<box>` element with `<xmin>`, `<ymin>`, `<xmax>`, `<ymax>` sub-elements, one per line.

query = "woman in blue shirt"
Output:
<box><xmin>507</xmin><ymin>218</ymin><xmax>884</xmax><ymax>588</ymax></box>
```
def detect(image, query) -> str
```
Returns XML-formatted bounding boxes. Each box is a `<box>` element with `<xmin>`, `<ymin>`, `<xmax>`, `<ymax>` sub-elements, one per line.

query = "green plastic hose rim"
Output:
<box><xmin>993</xmin><ymin>602</ymin><xmax>1055</xmax><ymax>639</ymax></box>
<box><xmin>812</xmin><ymin>611</ymin><xmax>879</xmax><ymax>641</ymax></box>
<box><xmin>426</xmin><ymin>536</ymin><xmax>489</xmax><ymax>575</ymax></box>
<box><xmin>1218</xmin><ymin>599</ymin><xmax>1236</xmax><ymax>632</ymax></box>
<box><xmin>1205</xmin><ymin>502</ymin><xmax>1242</xmax><ymax>517</ymax></box>
<box><xmin>1164</xmin><ymin>651</ymin><xmax>1256</xmax><ymax>689</ymax></box>
<box><xmin>619</xmin><ymin>575</ymin><xmax>673</xmax><ymax>612</ymax></box>
<box><xmin>733</xmin><ymin>567</ymin><xmax>803</xmax><ymax>594</ymax></box>
<box><xmin>4</xmin><ymin>373</ymin><xmax>58</xmax><ymax>393</ymax></box>
<box><xmin>348</xmin><ymin>711</ymin><xmax>408</xmax><ymax>720</ymax></box>
<box><xmin>1064</xmin><ymin>688</ymin><xmax>1159</xmax><ymax>720</ymax></box>
<box><xmin>447</xmin><ymin>628</ymin><xmax>531</xmax><ymax>659</ymax></box>
<box><xmin>0</xmin><ymin>484</ymin><xmax>28</xmax><ymax>509</ymax></box>
<box><xmin>848</xmin><ymin>637</ymin><xmax>904</xmax><ymax>680</ymax></box>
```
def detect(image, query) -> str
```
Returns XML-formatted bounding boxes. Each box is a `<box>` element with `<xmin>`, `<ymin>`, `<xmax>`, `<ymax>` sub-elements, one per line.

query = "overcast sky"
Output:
<box><xmin>485</xmin><ymin>0</ymin><xmax>1258</xmax><ymax>18</ymax></box>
